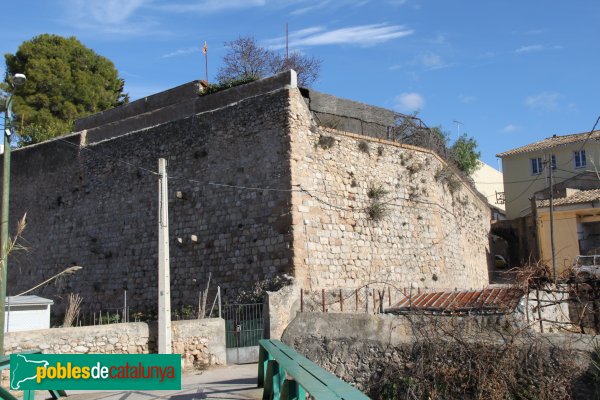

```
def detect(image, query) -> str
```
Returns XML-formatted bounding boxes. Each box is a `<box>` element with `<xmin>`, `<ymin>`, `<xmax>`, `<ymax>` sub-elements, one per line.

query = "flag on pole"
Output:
<box><xmin>202</xmin><ymin>41</ymin><xmax>208</xmax><ymax>55</ymax></box>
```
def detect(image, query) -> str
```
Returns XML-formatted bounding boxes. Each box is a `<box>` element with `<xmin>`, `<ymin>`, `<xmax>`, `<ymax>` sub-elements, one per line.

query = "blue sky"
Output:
<box><xmin>2</xmin><ymin>0</ymin><xmax>599</xmax><ymax>167</ymax></box>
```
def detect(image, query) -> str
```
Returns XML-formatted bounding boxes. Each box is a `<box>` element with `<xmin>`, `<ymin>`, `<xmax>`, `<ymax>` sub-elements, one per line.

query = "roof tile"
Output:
<box><xmin>497</xmin><ymin>130</ymin><xmax>600</xmax><ymax>158</ymax></box>
<box><xmin>537</xmin><ymin>188</ymin><xmax>600</xmax><ymax>207</ymax></box>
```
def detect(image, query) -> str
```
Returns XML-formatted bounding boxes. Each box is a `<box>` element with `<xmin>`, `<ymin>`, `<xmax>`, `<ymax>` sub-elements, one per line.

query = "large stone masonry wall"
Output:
<box><xmin>9</xmin><ymin>85</ymin><xmax>295</xmax><ymax>316</ymax></box>
<box><xmin>8</xmin><ymin>70</ymin><xmax>491</xmax><ymax>319</ymax></box>
<box><xmin>4</xmin><ymin>318</ymin><xmax>225</xmax><ymax>369</ymax></box>
<box><xmin>288</xmin><ymin>89</ymin><xmax>490</xmax><ymax>290</ymax></box>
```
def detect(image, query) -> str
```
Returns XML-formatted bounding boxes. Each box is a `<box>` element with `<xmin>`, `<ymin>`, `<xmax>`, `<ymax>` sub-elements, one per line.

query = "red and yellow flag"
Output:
<box><xmin>202</xmin><ymin>41</ymin><xmax>208</xmax><ymax>55</ymax></box>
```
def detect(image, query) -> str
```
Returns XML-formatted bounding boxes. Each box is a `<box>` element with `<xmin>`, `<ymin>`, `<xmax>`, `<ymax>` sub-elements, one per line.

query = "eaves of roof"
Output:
<box><xmin>497</xmin><ymin>130</ymin><xmax>600</xmax><ymax>158</ymax></box>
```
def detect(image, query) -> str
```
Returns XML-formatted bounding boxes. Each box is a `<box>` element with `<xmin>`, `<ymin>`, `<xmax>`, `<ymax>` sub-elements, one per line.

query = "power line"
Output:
<box><xmin>52</xmin><ymin>136</ymin><xmax>494</xmax><ymax>221</ymax></box>
<box><xmin>501</xmin><ymin>165</ymin><xmax>547</xmax><ymax>205</ymax></box>
<box><xmin>56</xmin><ymin>138</ymin><xmax>159</xmax><ymax>176</ymax></box>
<box><xmin>576</xmin><ymin>115</ymin><xmax>600</xmax><ymax>154</ymax></box>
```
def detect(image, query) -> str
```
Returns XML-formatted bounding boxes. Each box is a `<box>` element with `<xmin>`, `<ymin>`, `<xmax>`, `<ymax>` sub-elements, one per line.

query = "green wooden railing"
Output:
<box><xmin>0</xmin><ymin>351</ymin><xmax>67</xmax><ymax>400</ymax></box>
<box><xmin>258</xmin><ymin>339</ymin><xmax>370</xmax><ymax>400</ymax></box>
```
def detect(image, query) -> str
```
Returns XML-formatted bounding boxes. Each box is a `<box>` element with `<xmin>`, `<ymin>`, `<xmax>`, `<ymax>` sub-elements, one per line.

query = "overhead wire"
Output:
<box><xmin>55</xmin><ymin>137</ymin><xmax>160</xmax><ymax>176</ymax></box>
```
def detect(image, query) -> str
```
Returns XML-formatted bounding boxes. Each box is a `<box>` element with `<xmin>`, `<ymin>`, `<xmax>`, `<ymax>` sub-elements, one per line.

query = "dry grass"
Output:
<box><xmin>63</xmin><ymin>293</ymin><xmax>83</xmax><ymax>327</ymax></box>
<box><xmin>367</xmin><ymin>315</ymin><xmax>591</xmax><ymax>400</ymax></box>
<box><xmin>1</xmin><ymin>214</ymin><xmax>27</xmax><ymax>266</ymax></box>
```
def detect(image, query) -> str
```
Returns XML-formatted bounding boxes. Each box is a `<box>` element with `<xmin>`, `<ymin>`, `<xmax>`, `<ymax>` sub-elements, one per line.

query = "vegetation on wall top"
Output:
<box><xmin>200</xmin><ymin>75</ymin><xmax>259</xmax><ymax>96</ymax></box>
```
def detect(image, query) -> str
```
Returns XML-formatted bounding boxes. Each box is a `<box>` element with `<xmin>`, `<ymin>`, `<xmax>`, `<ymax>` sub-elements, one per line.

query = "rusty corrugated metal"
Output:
<box><xmin>385</xmin><ymin>287</ymin><xmax>525</xmax><ymax>315</ymax></box>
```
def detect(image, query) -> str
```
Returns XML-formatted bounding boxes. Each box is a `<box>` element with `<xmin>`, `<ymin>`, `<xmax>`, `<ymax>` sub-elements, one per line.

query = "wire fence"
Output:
<box><xmin>299</xmin><ymin>286</ymin><xmax>462</xmax><ymax>314</ymax></box>
<box><xmin>58</xmin><ymin>286</ymin><xmax>223</xmax><ymax>327</ymax></box>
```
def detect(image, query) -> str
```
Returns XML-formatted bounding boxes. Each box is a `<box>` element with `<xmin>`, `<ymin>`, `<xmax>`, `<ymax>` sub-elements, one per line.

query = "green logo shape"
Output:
<box><xmin>10</xmin><ymin>354</ymin><xmax>181</xmax><ymax>390</ymax></box>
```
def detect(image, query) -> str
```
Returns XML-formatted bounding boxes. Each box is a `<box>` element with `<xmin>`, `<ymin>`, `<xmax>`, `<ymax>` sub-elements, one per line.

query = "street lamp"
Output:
<box><xmin>0</xmin><ymin>73</ymin><xmax>26</xmax><ymax>354</ymax></box>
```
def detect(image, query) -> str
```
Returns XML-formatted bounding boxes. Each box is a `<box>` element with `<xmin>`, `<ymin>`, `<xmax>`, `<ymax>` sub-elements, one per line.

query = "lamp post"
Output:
<box><xmin>0</xmin><ymin>73</ymin><xmax>26</xmax><ymax>355</ymax></box>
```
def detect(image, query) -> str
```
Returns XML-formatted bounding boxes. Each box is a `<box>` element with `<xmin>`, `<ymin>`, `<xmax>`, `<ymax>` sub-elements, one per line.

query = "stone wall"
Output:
<box><xmin>282</xmin><ymin>313</ymin><xmax>597</xmax><ymax>399</ymax></box>
<box><xmin>288</xmin><ymin>89</ymin><xmax>490</xmax><ymax>290</ymax></box>
<box><xmin>4</xmin><ymin>318</ymin><xmax>225</xmax><ymax>370</ymax></box>
<box><xmin>8</xmin><ymin>70</ymin><xmax>490</xmax><ymax>319</ymax></box>
<box><xmin>9</xmin><ymin>77</ymin><xmax>295</xmax><ymax>315</ymax></box>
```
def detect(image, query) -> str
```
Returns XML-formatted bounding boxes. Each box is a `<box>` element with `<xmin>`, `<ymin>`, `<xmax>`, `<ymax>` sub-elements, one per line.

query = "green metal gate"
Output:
<box><xmin>223</xmin><ymin>303</ymin><xmax>264</xmax><ymax>363</ymax></box>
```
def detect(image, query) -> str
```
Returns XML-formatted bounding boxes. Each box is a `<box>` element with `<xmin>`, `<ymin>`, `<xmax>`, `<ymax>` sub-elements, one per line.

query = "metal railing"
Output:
<box><xmin>258</xmin><ymin>339</ymin><xmax>369</xmax><ymax>399</ymax></box>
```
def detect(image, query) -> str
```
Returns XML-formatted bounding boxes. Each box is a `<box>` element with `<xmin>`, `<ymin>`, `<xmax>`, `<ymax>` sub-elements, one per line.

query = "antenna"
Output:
<box><xmin>452</xmin><ymin>120</ymin><xmax>463</xmax><ymax>137</ymax></box>
<box><xmin>285</xmin><ymin>22</ymin><xmax>289</xmax><ymax>68</ymax></box>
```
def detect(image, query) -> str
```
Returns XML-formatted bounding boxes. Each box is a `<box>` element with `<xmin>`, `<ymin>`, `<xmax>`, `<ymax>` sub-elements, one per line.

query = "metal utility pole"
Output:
<box><xmin>0</xmin><ymin>93</ymin><xmax>13</xmax><ymax>350</ymax></box>
<box><xmin>452</xmin><ymin>120</ymin><xmax>463</xmax><ymax>138</ymax></box>
<box><xmin>0</xmin><ymin>74</ymin><xmax>26</xmax><ymax>354</ymax></box>
<box><xmin>158</xmin><ymin>158</ymin><xmax>172</xmax><ymax>354</ymax></box>
<box><xmin>548</xmin><ymin>158</ymin><xmax>557</xmax><ymax>284</ymax></box>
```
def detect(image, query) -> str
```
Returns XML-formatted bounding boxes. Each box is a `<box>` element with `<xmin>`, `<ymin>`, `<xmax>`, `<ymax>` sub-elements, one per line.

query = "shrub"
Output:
<box><xmin>318</xmin><ymin>134</ymin><xmax>336</xmax><ymax>149</ymax></box>
<box><xmin>367</xmin><ymin>202</ymin><xmax>387</xmax><ymax>221</ymax></box>
<box><xmin>200</xmin><ymin>75</ymin><xmax>258</xmax><ymax>96</ymax></box>
<box><xmin>367</xmin><ymin>184</ymin><xmax>389</xmax><ymax>200</ymax></box>
<box><xmin>358</xmin><ymin>140</ymin><xmax>370</xmax><ymax>154</ymax></box>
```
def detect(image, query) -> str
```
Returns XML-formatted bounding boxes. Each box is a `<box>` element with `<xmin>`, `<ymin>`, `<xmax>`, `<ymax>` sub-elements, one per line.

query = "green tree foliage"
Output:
<box><xmin>216</xmin><ymin>36</ymin><xmax>322</xmax><ymax>87</ymax></box>
<box><xmin>450</xmin><ymin>133</ymin><xmax>481</xmax><ymax>175</ymax></box>
<box><xmin>3</xmin><ymin>34</ymin><xmax>128</xmax><ymax>146</ymax></box>
<box><xmin>429</xmin><ymin>126</ymin><xmax>450</xmax><ymax>148</ymax></box>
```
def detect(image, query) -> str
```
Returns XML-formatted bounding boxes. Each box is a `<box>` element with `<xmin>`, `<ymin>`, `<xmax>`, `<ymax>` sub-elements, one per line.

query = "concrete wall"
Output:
<box><xmin>288</xmin><ymin>89</ymin><xmax>490</xmax><ymax>290</ymax></box>
<box><xmin>472</xmin><ymin>160</ymin><xmax>505</xmax><ymax>212</ymax></box>
<box><xmin>301</xmin><ymin>89</ymin><xmax>397</xmax><ymax>139</ymax></box>
<box><xmin>4</xmin><ymin>318</ymin><xmax>225</xmax><ymax>370</ymax></box>
<box><xmin>536</xmin><ymin>207</ymin><xmax>582</xmax><ymax>273</ymax></box>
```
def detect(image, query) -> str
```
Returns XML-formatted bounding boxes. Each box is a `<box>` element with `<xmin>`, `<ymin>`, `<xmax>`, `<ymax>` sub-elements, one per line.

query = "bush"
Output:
<box><xmin>200</xmin><ymin>75</ymin><xmax>258</xmax><ymax>96</ymax></box>
<box><xmin>318</xmin><ymin>134</ymin><xmax>336</xmax><ymax>149</ymax></box>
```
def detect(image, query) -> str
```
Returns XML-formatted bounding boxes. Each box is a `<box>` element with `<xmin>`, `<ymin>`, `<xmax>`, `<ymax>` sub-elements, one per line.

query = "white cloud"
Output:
<box><xmin>417</xmin><ymin>52</ymin><xmax>449</xmax><ymax>70</ymax></box>
<box><xmin>290</xmin><ymin>0</ymin><xmax>332</xmax><ymax>15</ymax></box>
<box><xmin>72</xmin><ymin>0</ymin><xmax>148</xmax><ymax>24</ymax></box>
<box><xmin>394</xmin><ymin>92</ymin><xmax>424</xmax><ymax>113</ymax></box>
<box><xmin>502</xmin><ymin>124</ymin><xmax>520</xmax><ymax>133</ymax></box>
<box><xmin>525</xmin><ymin>91</ymin><xmax>560</xmax><ymax>111</ymax></box>
<box><xmin>458</xmin><ymin>94</ymin><xmax>476</xmax><ymax>104</ymax></box>
<box><xmin>515</xmin><ymin>44</ymin><xmax>563</xmax><ymax>54</ymax></box>
<box><xmin>64</xmin><ymin>0</ymin><xmax>158</xmax><ymax>34</ymax></box>
<box><xmin>266</xmin><ymin>23</ymin><xmax>413</xmax><ymax>49</ymax></box>
<box><xmin>524</xmin><ymin>29</ymin><xmax>544</xmax><ymax>35</ymax></box>
<box><xmin>427</xmin><ymin>33</ymin><xmax>447</xmax><ymax>45</ymax></box>
<box><xmin>156</xmin><ymin>0</ymin><xmax>266</xmax><ymax>13</ymax></box>
<box><xmin>162</xmin><ymin>47</ymin><xmax>200</xmax><ymax>58</ymax></box>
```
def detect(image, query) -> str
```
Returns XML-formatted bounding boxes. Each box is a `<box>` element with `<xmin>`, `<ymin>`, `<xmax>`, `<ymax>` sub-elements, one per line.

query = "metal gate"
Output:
<box><xmin>223</xmin><ymin>303</ymin><xmax>264</xmax><ymax>364</ymax></box>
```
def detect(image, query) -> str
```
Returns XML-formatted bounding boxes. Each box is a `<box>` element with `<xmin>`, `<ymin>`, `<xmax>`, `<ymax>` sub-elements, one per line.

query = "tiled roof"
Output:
<box><xmin>496</xmin><ymin>130</ymin><xmax>600</xmax><ymax>158</ymax></box>
<box><xmin>537</xmin><ymin>189</ymin><xmax>600</xmax><ymax>208</ymax></box>
<box><xmin>385</xmin><ymin>287</ymin><xmax>524</xmax><ymax>315</ymax></box>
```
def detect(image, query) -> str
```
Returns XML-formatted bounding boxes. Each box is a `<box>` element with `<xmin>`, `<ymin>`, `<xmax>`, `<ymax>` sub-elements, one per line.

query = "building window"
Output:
<box><xmin>574</xmin><ymin>150</ymin><xmax>586</xmax><ymax>168</ymax></box>
<box><xmin>551</xmin><ymin>154</ymin><xmax>556</xmax><ymax>170</ymax></box>
<box><xmin>531</xmin><ymin>157</ymin><xmax>543</xmax><ymax>175</ymax></box>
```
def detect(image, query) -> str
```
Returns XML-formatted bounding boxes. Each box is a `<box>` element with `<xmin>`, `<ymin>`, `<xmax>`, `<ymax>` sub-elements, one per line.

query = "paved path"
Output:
<box><xmin>63</xmin><ymin>363</ymin><xmax>262</xmax><ymax>400</ymax></box>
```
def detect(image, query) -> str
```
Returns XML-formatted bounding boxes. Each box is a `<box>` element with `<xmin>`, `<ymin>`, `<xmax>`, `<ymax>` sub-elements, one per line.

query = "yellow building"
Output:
<box><xmin>536</xmin><ymin>189</ymin><xmax>600</xmax><ymax>275</ymax></box>
<box><xmin>497</xmin><ymin>130</ymin><xmax>600</xmax><ymax>220</ymax></box>
<box><xmin>471</xmin><ymin>160</ymin><xmax>505</xmax><ymax>216</ymax></box>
